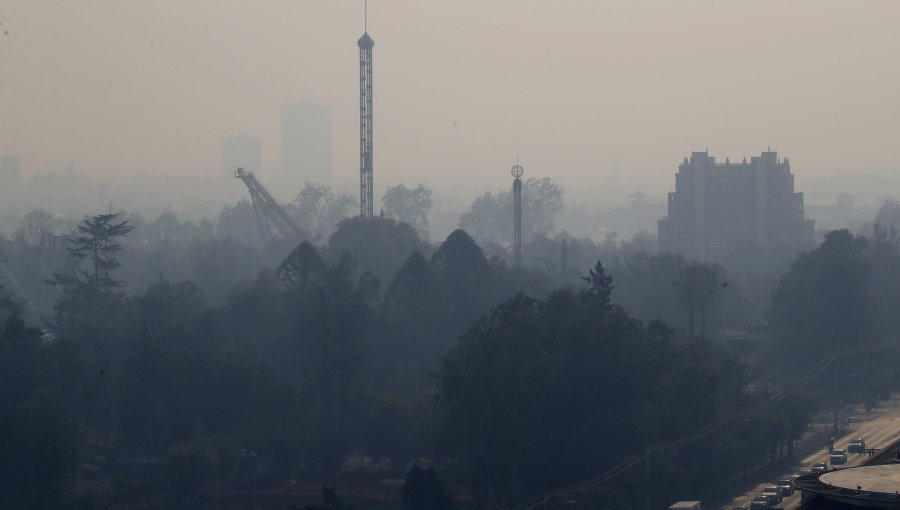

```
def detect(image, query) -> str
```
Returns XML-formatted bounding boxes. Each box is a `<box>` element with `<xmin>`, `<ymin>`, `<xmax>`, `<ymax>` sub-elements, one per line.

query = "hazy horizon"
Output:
<box><xmin>2</xmin><ymin>1</ymin><xmax>900</xmax><ymax>205</ymax></box>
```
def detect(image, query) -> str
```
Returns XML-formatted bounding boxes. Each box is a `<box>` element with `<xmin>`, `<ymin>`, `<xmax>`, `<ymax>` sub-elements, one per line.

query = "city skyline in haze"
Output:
<box><xmin>2</xmin><ymin>1</ymin><xmax>899</xmax><ymax>205</ymax></box>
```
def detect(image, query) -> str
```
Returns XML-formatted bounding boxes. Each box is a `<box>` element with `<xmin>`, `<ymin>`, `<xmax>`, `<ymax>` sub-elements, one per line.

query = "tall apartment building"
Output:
<box><xmin>658</xmin><ymin>150</ymin><xmax>814</xmax><ymax>261</ymax></box>
<box><xmin>281</xmin><ymin>101</ymin><xmax>332</xmax><ymax>193</ymax></box>
<box><xmin>0</xmin><ymin>156</ymin><xmax>21</xmax><ymax>202</ymax></box>
<box><xmin>222</xmin><ymin>134</ymin><xmax>262</xmax><ymax>181</ymax></box>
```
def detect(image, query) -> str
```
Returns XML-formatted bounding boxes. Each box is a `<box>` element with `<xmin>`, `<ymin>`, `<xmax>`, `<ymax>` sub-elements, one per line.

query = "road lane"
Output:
<box><xmin>725</xmin><ymin>405</ymin><xmax>900</xmax><ymax>509</ymax></box>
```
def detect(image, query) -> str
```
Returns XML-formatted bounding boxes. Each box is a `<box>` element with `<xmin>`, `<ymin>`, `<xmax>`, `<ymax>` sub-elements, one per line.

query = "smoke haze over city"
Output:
<box><xmin>2</xmin><ymin>0</ymin><xmax>900</xmax><ymax>208</ymax></box>
<box><xmin>9</xmin><ymin>3</ymin><xmax>900</xmax><ymax>510</ymax></box>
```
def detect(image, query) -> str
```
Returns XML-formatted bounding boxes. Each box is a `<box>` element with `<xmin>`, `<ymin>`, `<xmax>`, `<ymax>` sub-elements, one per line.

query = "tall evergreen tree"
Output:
<box><xmin>49</xmin><ymin>212</ymin><xmax>135</xmax><ymax>300</ymax></box>
<box><xmin>582</xmin><ymin>260</ymin><xmax>614</xmax><ymax>310</ymax></box>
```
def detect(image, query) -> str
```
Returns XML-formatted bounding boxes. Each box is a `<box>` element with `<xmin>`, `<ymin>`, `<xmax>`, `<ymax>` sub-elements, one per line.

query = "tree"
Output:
<box><xmin>186</xmin><ymin>236</ymin><xmax>261</xmax><ymax>305</ymax></box>
<box><xmin>45</xmin><ymin>213</ymin><xmax>134</xmax><ymax>464</ymax></box>
<box><xmin>71</xmin><ymin>213</ymin><xmax>134</xmax><ymax>290</ymax></box>
<box><xmin>382</xmin><ymin>252</ymin><xmax>446</xmax><ymax>370</ymax></box>
<box><xmin>582</xmin><ymin>260</ymin><xmax>614</xmax><ymax>309</ymax></box>
<box><xmin>459</xmin><ymin>177</ymin><xmax>564</xmax><ymax>245</ymax></box>
<box><xmin>873</xmin><ymin>199</ymin><xmax>900</xmax><ymax>233</ymax></box>
<box><xmin>278</xmin><ymin>243</ymin><xmax>379</xmax><ymax>475</ymax></box>
<box><xmin>293</xmin><ymin>182</ymin><xmax>356</xmax><ymax>240</ymax></box>
<box><xmin>673</xmin><ymin>261</ymin><xmax>720</xmax><ymax>340</ymax></box>
<box><xmin>432</xmin><ymin>230</ymin><xmax>492</xmax><ymax>328</ymax></box>
<box><xmin>402</xmin><ymin>464</ymin><xmax>453</xmax><ymax>510</ymax></box>
<box><xmin>216</xmin><ymin>200</ymin><xmax>262</xmax><ymax>246</ymax></box>
<box><xmin>769</xmin><ymin>229</ymin><xmax>872</xmax><ymax>366</ymax></box>
<box><xmin>435</xmin><ymin>288</ymin><xmax>740</xmax><ymax>503</ymax></box>
<box><xmin>302</xmin><ymin>486</ymin><xmax>354</xmax><ymax>510</ymax></box>
<box><xmin>120</xmin><ymin>326</ymin><xmax>170</xmax><ymax>460</ymax></box>
<box><xmin>0</xmin><ymin>396</ymin><xmax>79</xmax><ymax>510</ymax></box>
<box><xmin>46</xmin><ymin>212</ymin><xmax>136</xmax><ymax>347</ymax></box>
<box><xmin>0</xmin><ymin>281</ymin><xmax>18</xmax><ymax>320</ymax></box>
<box><xmin>326</xmin><ymin>216</ymin><xmax>425</xmax><ymax>287</ymax></box>
<box><xmin>164</xmin><ymin>440</ymin><xmax>217</xmax><ymax>503</ymax></box>
<box><xmin>277</xmin><ymin>241</ymin><xmax>328</xmax><ymax>291</ymax></box>
<box><xmin>382</xmin><ymin>183</ymin><xmax>433</xmax><ymax>240</ymax></box>
<box><xmin>47</xmin><ymin>212</ymin><xmax>134</xmax><ymax>341</ymax></box>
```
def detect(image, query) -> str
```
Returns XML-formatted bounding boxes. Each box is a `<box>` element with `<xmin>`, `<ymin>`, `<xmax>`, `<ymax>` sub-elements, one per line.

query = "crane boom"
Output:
<box><xmin>234</xmin><ymin>167</ymin><xmax>301</xmax><ymax>242</ymax></box>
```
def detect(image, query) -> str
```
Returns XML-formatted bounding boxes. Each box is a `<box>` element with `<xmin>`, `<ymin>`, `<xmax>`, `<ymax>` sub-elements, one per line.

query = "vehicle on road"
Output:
<box><xmin>811</xmin><ymin>462</ymin><xmax>829</xmax><ymax>474</ymax></box>
<box><xmin>848</xmin><ymin>438</ymin><xmax>866</xmax><ymax>453</ymax></box>
<box><xmin>777</xmin><ymin>478</ymin><xmax>794</xmax><ymax>496</ymax></box>
<box><xmin>830</xmin><ymin>449</ymin><xmax>848</xmax><ymax>465</ymax></box>
<box><xmin>668</xmin><ymin>502</ymin><xmax>701</xmax><ymax>510</ymax></box>
<box><xmin>762</xmin><ymin>487</ymin><xmax>782</xmax><ymax>504</ymax></box>
<box><xmin>750</xmin><ymin>495</ymin><xmax>770</xmax><ymax>510</ymax></box>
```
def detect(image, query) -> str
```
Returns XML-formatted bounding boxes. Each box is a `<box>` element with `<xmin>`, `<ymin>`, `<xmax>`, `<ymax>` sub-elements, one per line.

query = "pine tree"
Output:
<box><xmin>49</xmin><ymin>213</ymin><xmax>134</xmax><ymax>299</ymax></box>
<box><xmin>583</xmin><ymin>260</ymin><xmax>614</xmax><ymax>310</ymax></box>
<box><xmin>47</xmin><ymin>213</ymin><xmax>134</xmax><ymax>339</ymax></box>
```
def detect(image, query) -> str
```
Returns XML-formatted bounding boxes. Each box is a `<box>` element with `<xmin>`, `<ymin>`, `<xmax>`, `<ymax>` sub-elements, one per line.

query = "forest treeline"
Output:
<box><xmin>2</xmin><ymin>199</ymin><xmax>900</xmax><ymax>509</ymax></box>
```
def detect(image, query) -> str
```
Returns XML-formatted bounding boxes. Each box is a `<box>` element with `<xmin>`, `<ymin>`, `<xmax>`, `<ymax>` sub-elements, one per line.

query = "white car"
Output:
<box><xmin>830</xmin><ymin>449</ymin><xmax>848</xmax><ymax>465</ymax></box>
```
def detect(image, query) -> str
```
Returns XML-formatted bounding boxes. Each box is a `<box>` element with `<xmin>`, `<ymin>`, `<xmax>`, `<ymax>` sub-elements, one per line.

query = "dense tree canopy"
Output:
<box><xmin>382</xmin><ymin>183</ymin><xmax>433</xmax><ymax>241</ymax></box>
<box><xmin>436</xmin><ymin>282</ymin><xmax>810</xmax><ymax>506</ymax></box>
<box><xmin>769</xmin><ymin>229</ymin><xmax>873</xmax><ymax>363</ymax></box>
<box><xmin>0</xmin><ymin>203</ymin><xmax>869</xmax><ymax>510</ymax></box>
<box><xmin>459</xmin><ymin>177</ymin><xmax>564</xmax><ymax>245</ymax></box>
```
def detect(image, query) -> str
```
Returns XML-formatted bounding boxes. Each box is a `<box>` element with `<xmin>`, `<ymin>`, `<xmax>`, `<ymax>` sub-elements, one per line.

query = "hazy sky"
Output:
<box><xmin>2</xmin><ymin>1</ymin><xmax>900</xmax><ymax>203</ymax></box>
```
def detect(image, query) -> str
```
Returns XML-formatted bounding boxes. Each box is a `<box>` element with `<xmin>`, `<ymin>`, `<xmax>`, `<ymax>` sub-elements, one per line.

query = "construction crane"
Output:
<box><xmin>234</xmin><ymin>167</ymin><xmax>302</xmax><ymax>243</ymax></box>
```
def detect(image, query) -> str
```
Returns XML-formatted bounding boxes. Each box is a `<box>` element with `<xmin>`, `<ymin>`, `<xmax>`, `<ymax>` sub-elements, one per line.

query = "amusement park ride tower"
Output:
<box><xmin>358</xmin><ymin>6</ymin><xmax>375</xmax><ymax>218</ymax></box>
<box><xmin>512</xmin><ymin>163</ymin><xmax>524</xmax><ymax>268</ymax></box>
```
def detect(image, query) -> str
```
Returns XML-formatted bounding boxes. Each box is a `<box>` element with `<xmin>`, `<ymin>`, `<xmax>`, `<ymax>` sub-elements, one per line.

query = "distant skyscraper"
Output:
<box><xmin>658</xmin><ymin>150</ymin><xmax>814</xmax><ymax>261</ymax></box>
<box><xmin>0</xmin><ymin>155</ymin><xmax>21</xmax><ymax>186</ymax></box>
<box><xmin>281</xmin><ymin>101</ymin><xmax>333</xmax><ymax>192</ymax></box>
<box><xmin>0</xmin><ymin>156</ymin><xmax>21</xmax><ymax>199</ymax></box>
<box><xmin>221</xmin><ymin>134</ymin><xmax>262</xmax><ymax>181</ymax></box>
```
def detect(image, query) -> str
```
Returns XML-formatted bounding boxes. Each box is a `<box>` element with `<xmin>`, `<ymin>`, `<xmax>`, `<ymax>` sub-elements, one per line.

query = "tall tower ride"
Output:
<box><xmin>358</xmin><ymin>17</ymin><xmax>375</xmax><ymax>217</ymax></box>
<box><xmin>511</xmin><ymin>163</ymin><xmax>524</xmax><ymax>268</ymax></box>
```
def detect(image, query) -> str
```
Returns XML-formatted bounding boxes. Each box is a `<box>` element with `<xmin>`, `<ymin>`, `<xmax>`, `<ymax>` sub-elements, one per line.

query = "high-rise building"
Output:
<box><xmin>0</xmin><ymin>156</ymin><xmax>21</xmax><ymax>202</ymax></box>
<box><xmin>0</xmin><ymin>156</ymin><xmax>21</xmax><ymax>187</ymax></box>
<box><xmin>221</xmin><ymin>134</ymin><xmax>262</xmax><ymax>181</ymax></box>
<box><xmin>658</xmin><ymin>150</ymin><xmax>814</xmax><ymax>261</ymax></box>
<box><xmin>281</xmin><ymin>101</ymin><xmax>333</xmax><ymax>193</ymax></box>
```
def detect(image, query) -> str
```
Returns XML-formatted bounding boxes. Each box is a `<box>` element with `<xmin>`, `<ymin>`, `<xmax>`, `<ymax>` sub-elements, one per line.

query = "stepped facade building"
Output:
<box><xmin>658</xmin><ymin>150</ymin><xmax>814</xmax><ymax>261</ymax></box>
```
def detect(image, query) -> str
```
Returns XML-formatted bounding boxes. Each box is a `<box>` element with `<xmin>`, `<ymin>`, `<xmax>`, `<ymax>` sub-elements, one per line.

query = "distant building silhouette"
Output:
<box><xmin>806</xmin><ymin>192</ymin><xmax>869</xmax><ymax>233</ymax></box>
<box><xmin>221</xmin><ymin>134</ymin><xmax>262</xmax><ymax>181</ymax></box>
<box><xmin>836</xmin><ymin>192</ymin><xmax>854</xmax><ymax>211</ymax></box>
<box><xmin>281</xmin><ymin>101</ymin><xmax>332</xmax><ymax>193</ymax></box>
<box><xmin>0</xmin><ymin>155</ymin><xmax>21</xmax><ymax>188</ymax></box>
<box><xmin>658</xmin><ymin>150</ymin><xmax>814</xmax><ymax>261</ymax></box>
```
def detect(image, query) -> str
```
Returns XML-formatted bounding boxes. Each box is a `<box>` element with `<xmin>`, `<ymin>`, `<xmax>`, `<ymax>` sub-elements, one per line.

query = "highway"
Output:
<box><xmin>725</xmin><ymin>404</ymin><xmax>900</xmax><ymax>510</ymax></box>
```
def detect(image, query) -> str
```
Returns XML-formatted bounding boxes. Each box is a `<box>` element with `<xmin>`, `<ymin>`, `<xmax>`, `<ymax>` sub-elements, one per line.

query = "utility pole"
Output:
<box><xmin>833</xmin><ymin>357</ymin><xmax>839</xmax><ymax>437</ymax></box>
<box><xmin>645</xmin><ymin>448</ymin><xmax>651</xmax><ymax>510</ymax></box>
